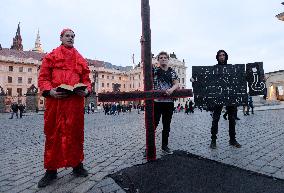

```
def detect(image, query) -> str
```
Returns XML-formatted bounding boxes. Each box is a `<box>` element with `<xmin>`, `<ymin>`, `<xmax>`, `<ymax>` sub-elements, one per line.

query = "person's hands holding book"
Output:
<box><xmin>55</xmin><ymin>83</ymin><xmax>88</xmax><ymax>97</ymax></box>
<box><xmin>75</xmin><ymin>88</ymin><xmax>89</xmax><ymax>97</ymax></box>
<box><xmin>50</xmin><ymin>88</ymin><xmax>69</xmax><ymax>99</ymax></box>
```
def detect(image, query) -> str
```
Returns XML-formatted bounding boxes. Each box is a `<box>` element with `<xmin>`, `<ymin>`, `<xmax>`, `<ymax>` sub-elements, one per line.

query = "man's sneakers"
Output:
<box><xmin>162</xmin><ymin>146</ymin><xmax>173</xmax><ymax>154</ymax></box>
<box><xmin>210</xmin><ymin>140</ymin><xmax>241</xmax><ymax>149</ymax></box>
<box><xmin>229</xmin><ymin>140</ymin><xmax>242</xmax><ymax>148</ymax></box>
<box><xmin>210</xmin><ymin>140</ymin><xmax>217</xmax><ymax>149</ymax></box>
<box><xmin>38</xmin><ymin>170</ymin><xmax>57</xmax><ymax>188</ymax></box>
<box><xmin>73</xmin><ymin>163</ymin><xmax>89</xmax><ymax>177</ymax></box>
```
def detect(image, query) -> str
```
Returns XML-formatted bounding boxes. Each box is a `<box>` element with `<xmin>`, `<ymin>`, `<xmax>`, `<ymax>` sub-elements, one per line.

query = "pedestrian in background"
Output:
<box><xmin>9</xmin><ymin>102</ymin><xmax>18</xmax><ymax>119</ymax></box>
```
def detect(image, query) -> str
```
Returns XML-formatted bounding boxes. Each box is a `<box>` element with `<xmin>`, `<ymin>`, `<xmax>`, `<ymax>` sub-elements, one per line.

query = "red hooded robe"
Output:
<box><xmin>38</xmin><ymin>45</ymin><xmax>91</xmax><ymax>170</ymax></box>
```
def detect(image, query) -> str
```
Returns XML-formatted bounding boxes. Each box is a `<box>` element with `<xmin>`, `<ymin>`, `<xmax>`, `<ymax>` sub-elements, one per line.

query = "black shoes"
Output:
<box><xmin>210</xmin><ymin>140</ymin><xmax>217</xmax><ymax>149</ymax></box>
<box><xmin>38</xmin><ymin>163</ymin><xmax>88</xmax><ymax>188</ymax></box>
<box><xmin>235</xmin><ymin>117</ymin><xmax>241</xmax><ymax>120</ymax></box>
<box><xmin>229</xmin><ymin>140</ymin><xmax>242</xmax><ymax>148</ymax></box>
<box><xmin>38</xmin><ymin>170</ymin><xmax>57</xmax><ymax>188</ymax></box>
<box><xmin>73</xmin><ymin>163</ymin><xmax>89</xmax><ymax>177</ymax></box>
<box><xmin>162</xmin><ymin>146</ymin><xmax>173</xmax><ymax>154</ymax></box>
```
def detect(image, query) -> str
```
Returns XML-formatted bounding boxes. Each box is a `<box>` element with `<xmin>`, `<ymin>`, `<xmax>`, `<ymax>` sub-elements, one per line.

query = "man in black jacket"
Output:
<box><xmin>210</xmin><ymin>50</ymin><xmax>241</xmax><ymax>149</ymax></box>
<box><xmin>9</xmin><ymin>103</ymin><xmax>18</xmax><ymax>119</ymax></box>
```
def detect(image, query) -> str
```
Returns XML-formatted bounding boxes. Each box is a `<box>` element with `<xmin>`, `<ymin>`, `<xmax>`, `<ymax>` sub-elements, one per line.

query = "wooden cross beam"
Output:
<box><xmin>98</xmin><ymin>89</ymin><xmax>192</xmax><ymax>102</ymax></box>
<box><xmin>97</xmin><ymin>0</ymin><xmax>192</xmax><ymax>161</ymax></box>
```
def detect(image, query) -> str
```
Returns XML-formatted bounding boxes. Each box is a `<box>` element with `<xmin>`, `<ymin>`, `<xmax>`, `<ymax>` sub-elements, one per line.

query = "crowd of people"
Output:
<box><xmin>101</xmin><ymin>103</ymin><xmax>143</xmax><ymax>115</ymax></box>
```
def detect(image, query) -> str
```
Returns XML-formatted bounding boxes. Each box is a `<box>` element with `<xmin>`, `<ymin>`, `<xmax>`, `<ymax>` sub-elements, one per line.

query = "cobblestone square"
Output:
<box><xmin>1</xmin><ymin>106</ymin><xmax>284</xmax><ymax>193</ymax></box>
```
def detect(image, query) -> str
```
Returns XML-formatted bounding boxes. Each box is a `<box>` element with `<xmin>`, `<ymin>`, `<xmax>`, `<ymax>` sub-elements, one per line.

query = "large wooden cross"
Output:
<box><xmin>98</xmin><ymin>0</ymin><xmax>192</xmax><ymax>161</ymax></box>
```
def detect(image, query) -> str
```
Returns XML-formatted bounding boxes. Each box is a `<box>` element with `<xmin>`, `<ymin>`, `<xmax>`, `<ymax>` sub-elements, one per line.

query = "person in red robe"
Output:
<box><xmin>37</xmin><ymin>29</ymin><xmax>91</xmax><ymax>188</ymax></box>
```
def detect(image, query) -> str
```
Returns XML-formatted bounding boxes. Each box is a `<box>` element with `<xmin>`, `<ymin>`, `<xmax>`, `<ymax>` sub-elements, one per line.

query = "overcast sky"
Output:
<box><xmin>1</xmin><ymin>0</ymin><xmax>284</xmax><ymax>88</ymax></box>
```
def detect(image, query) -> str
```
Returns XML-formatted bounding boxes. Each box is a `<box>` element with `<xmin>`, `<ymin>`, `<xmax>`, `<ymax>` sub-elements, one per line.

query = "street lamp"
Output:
<box><xmin>276</xmin><ymin>2</ymin><xmax>284</xmax><ymax>21</ymax></box>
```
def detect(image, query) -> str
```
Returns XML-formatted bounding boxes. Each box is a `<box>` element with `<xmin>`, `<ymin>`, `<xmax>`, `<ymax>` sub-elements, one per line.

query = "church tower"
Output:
<box><xmin>32</xmin><ymin>29</ymin><xmax>43</xmax><ymax>53</ymax></box>
<box><xmin>10</xmin><ymin>22</ymin><xmax>23</xmax><ymax>51</ymax></box>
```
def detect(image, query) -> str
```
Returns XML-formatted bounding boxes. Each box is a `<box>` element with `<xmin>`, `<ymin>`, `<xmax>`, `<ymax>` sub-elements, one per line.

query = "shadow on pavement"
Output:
<box><xmin>110</xmin><ymin>150</ymin><xmax>284</xmax><ymax>193</ymax></box>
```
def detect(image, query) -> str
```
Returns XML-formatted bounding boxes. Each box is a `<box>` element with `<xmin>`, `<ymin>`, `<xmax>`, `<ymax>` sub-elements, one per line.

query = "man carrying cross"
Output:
<box><xmin>98</xmin><ymin>0</ymin><xmax>192</xmax><ymax>161</ymax></box>
<box><xmin>153</xmin><ymin>51</ymin><xmax>180</xmax><ymax>154</ymax></box>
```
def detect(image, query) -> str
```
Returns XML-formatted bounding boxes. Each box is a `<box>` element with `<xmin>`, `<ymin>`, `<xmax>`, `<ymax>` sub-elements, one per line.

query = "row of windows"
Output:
<box><xmin>100</xmin><ymin>75</ymin><xmax>142</xmax><ymax>81</ymax></box>
<box><xmin>129</xmin><ymin>75</ymin><xmax>141</xmax><ymax>81</ymax></box>
<box><xmin>7</xmin><ymin>76</ymin><xmax>32</xmax><ymax>84</ymax></box>
<box><xmin>8</xmin><ymin>66</ymin><xmax>33</xmax><ymax>73</ymax></box>
<box><xmin>101</xmin><ymin>75</ymin><xmax>122</xmax><ymax>80</ymax></box>
<box><xmin>101</xmin><ymin>83</ymin><xmax>141</xmax><ymax>88</ymax></box>
<box><xmin>101</xmin><ymin>83</ymin><xmax>125</xmax><ymax>88</ymax></box>
<box><xmin>6</xmin><ymin>88</ymin><xmax>23</xmax><ymax>96</ymax></box>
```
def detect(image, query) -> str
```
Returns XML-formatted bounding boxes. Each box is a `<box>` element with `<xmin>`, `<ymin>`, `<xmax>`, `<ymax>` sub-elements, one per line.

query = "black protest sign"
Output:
<box><xmin>246</xmin><ymin>62</ymin><xmax>266</xmax><ymax>96</ymax></box>
<box><xmin>192</xmin><ymin>64</ymin><xmax>248</xmax><ymax>107</ymax></box>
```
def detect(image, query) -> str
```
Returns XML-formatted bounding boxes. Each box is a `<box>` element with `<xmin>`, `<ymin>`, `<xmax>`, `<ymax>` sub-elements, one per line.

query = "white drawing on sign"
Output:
<box><xmin>251</xmin><ymin>67</ymin><xmax>265</xmax><ymax>92</ymax></box>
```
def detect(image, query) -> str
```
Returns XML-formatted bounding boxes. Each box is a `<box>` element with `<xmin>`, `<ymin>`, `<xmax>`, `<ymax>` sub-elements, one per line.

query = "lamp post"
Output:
<box><xmin>276</xmin><ymin>2</ymin><xmax>284</xmax><ymax>21</ymax></box>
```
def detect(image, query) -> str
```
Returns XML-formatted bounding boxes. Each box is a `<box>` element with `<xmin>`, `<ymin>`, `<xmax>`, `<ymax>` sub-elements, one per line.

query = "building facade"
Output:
<box><xmin>0</xmin><ymin>24</ymin><xmax>188</xmax><ymax>112</ymax></box>
<box><xmin>265</xmin><ymin>70</ymin><xmax>284</xmax><ymax>101</ymax></box>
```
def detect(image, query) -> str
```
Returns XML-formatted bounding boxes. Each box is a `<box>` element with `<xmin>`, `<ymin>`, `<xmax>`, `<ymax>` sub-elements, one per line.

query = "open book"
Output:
<box><xmin>56</xmin><ymin>83</ymin><xmax>87</xmax><ymax>93</ymax></box>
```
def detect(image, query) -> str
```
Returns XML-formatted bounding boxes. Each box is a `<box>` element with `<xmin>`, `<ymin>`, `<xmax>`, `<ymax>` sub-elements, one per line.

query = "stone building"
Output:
<box><xmin>0</xmin><ymin>24</ymin><xmax>188</xmax><ymax>112</ymax></box>
<box><xmin>0</xmin><ymin>23</ymin><xmax>45</xmax><ymax>111</ymax></box>
<box><xmin>91</xmin><ymin>52</ymin><xmax>188</xmax><ymax>106</ymax></box>
<box><xmin>265</xmin><ymin>70</ymin><xmax>284</xmax><ymax>101</ymax></box>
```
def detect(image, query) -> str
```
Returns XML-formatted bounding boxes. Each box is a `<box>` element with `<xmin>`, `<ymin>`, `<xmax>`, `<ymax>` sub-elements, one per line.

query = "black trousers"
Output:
<box><xmin>211</xmin><ymin>106</ymin><xmax>237</xmax><ymax>141</ymax></box>
<box><xmin>154</xmin><ymin>102</ymin><xmax>174</xmax><ymax>148</ymax></box>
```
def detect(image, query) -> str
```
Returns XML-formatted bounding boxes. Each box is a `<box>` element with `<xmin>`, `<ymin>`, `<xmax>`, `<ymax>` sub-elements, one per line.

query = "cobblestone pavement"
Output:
<box><xmin>0</xmin><ymin>107</ymin><xmax>284</xmax><ymax>193</ymax></box>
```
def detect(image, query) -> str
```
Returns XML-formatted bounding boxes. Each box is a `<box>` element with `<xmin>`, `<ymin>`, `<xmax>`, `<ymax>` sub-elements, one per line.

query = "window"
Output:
<box><xmin>182</xmin><ymin>78</ymin><xmax>185</xmax><ymax>84</ymax></box>
<box><xmin>119</xmin><ymin>77</ymin><xmax>121</xmax><ymax>80</ymax></box>
<box><xmin>19</xmin><ymin>67</ymin><xmax>23</xmax><ymax>72</ymax></box>
<box><xmin>124</xmin><ymin>84</ymin><xmax>126</xmax><ymax>88</ymax></box>
<box><xmin>130</xmin><ymin>84</ymin><xmax>131</xmax><ymax>88</ymax></box>
<box><xmin>139</xmin><ymin>75</ymin><xmax>141</xmax><ymax>79</ymax></box>
<box><xmin>107</xmin><ymin>83</ymin><xmax>109</xmax><ymax>87</ymax></box>
<box><xmin>139</xmin><ymin>83</ymin><xmax>140</xmax><ymax>87</ymax></box>
<box><xmin>28</xmin><ymin>68</ymin><xmax>32</xmax><ymax>72</ymax></box>
<box><xmin>278</xmin><ymin>86</ymin><xmax>283</xmax><ymax>95</ymax></box>
<box><xmin>17</xmin><ymin>88</ymin><xmax>22</xmax><ymax>96</ymax></box>
<box><xmin>133</xmin><ymin>77</ymin><xmax>135</xmax><ymax>80</ymax></box>
<box><xmin>102</xmin><ymin>75</ymin><xmax>104</xmax><ymax>78</ymax></box>
<box><xmin>8</xmin><ymin>76</ymin><xmax>12</xmax><ymax>83</ymax></box>
<box><xmin>18</xmin><ymin>77</ymin><xmax>23</xmax><ymax>83</ymax></box>
<box><xmin>9</xmin><ymin>66</ymin><xmax>13</xmax><ymax>71</ymax></box>
<box><xmin>40</xmin><ymin>100</ymin><xmax>44</xmax><ymax>104</ymax></box>
<box><xmin>101</xmin><ymin>83</ymin><xmax>104</xmax><ymax>87</ymax></box>
<box><xmin>107</xmin><ymin>76</ymin><xmax>109</xmax><ymax>79</ymax></box>
<box><xmin>28</xmin><ymin>78</ymin><xmax>32</xmax><ymax>84</ymax></box>
<box><xmin>112</xmin><ymin>76</ymin><xmax>114</xmax><ymax>79</ymax></box>
<box><xmin>7</xmin><ymin>88</ymin><xmax>12</xmax><ymax>96</ymax></box>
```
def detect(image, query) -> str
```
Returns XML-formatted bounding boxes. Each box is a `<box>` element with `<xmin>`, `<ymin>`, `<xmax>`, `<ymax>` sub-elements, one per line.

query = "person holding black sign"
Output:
<box><xmin>209</xmin><ymin>50</ymin><xmax>241</xmax><ymax>149</ymax></box>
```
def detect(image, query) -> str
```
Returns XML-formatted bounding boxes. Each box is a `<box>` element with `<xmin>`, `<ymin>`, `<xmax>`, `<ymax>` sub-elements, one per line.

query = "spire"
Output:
<box><xmin>10</xmin><ymin>22</ymin><xmax>23</xmax><ymax>51</ymax></box>
<box><xmin>32</xmin><ymin>29</ymin><xmax>43</xmax><ymax>53</ymax></box>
